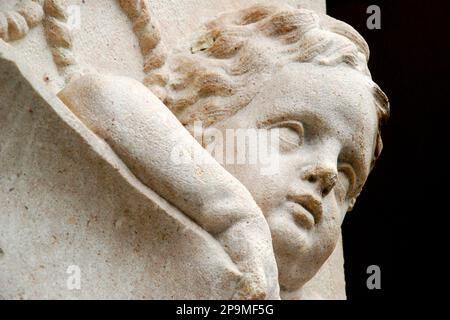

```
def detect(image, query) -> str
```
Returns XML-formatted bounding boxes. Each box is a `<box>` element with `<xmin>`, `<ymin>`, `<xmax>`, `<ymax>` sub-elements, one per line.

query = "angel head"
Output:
<box><xmin>149</xmin><ymin>4</ymin><xmax>389</xmax><ymax>292</ymax></box>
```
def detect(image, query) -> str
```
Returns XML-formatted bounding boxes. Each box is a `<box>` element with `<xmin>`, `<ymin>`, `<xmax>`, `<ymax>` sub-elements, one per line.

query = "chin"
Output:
<box><xmin>268</xmin><ymin>214</ymin><xmax>337</xmax><ymax>292</ymax></box>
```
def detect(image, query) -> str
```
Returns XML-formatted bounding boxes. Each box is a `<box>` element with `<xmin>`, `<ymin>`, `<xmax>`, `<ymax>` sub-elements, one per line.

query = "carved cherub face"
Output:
<box><xmin>208</xmin><ymin>63</ymin><xmax>379</xmax><ymax>291</ymax></box>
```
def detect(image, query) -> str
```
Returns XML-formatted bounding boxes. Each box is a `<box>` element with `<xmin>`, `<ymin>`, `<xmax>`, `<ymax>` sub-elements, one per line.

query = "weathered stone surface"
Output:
<box><xmin>0</xmin><ymin>0</ymin><xmax>388</xmax><ymax>300</ymax></box>
<box><xmin>0</xmin><ymin>42</ymin><xmax>244</xmax><ymax>299</ymax></box>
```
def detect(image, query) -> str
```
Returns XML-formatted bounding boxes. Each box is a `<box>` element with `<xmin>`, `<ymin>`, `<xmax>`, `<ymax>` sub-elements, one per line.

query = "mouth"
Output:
<box><xmin>286</xmin><ymin>194</ymin><xmax>323</xmax><ymax>229</ymax></box>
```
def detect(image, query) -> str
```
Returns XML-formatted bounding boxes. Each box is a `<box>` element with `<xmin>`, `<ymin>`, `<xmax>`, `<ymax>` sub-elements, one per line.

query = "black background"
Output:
<box><xmin>327</xmin><ymin>0</ymin><xmax>449</xmax><ymax>300</ymax></box>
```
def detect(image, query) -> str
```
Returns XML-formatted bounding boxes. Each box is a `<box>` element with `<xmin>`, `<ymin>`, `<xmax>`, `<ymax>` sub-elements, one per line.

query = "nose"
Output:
<box><xmin>301</xmin><ymin>165</ymin><xmax>338</xmax><ymax>197</ymax></box>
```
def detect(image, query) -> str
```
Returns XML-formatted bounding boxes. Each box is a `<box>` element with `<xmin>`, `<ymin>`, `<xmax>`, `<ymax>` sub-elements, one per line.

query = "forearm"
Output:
<box><xmin>58</xmin><ymin>74</ymin><xmax>279</xmax><ymax>299</ymax></box>
<box><xmin>59</xmin><ymin>74</ymin><xmax>255</xmax><ymax>231</ymax></box>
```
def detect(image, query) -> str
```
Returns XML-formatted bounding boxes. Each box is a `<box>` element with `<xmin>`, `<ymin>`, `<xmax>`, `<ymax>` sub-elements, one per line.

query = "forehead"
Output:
<box><xmin>244</xmin><ymin>63</ymin><xmax>379</xmax><ymax>173</ymax></box>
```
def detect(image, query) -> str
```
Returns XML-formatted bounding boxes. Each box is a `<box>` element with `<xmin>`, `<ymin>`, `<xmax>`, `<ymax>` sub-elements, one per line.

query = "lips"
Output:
<box><xmin>286</xmin><ymin>194</ymin><xmax>323</xmax><ymax>229</ymax></box>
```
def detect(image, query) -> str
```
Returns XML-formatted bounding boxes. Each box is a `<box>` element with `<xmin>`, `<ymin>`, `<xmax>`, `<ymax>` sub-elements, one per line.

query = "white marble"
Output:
<box><xmin>0</xmin><ymin>0</ymin><xmax>388</xmax><ymax>299</ymax></box>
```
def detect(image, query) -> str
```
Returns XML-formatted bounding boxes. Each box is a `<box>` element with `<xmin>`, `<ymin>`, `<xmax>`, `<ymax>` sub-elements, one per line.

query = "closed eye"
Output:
<box><xmin>266</xmin><ymin>120</ymin><xmax>304</xmax><ymax>153</ymax></box>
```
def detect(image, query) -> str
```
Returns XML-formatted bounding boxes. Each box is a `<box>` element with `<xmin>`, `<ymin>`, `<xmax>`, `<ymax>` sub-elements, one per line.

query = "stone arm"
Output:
<box><xmin>58</xmin><ymin>73</ymin><xmax>280</xmax><ymax>299</ymax></box>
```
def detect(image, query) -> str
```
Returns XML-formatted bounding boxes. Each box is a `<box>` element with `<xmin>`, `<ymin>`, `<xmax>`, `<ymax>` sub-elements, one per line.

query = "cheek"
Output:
<box><xmin>252</xmin><ymin>154</ymin><xmax>297</xmax><ymax>214</ymax></box>
<box><xmin>332</xmin><ymin>187</ymin><xmax>353</xmax><ymax>224</ymax></box>
<box><xmin>223</xmin><ymin>153</ymin><xmax>294</xmax><ymax>215</ymax></box>
<box><xmin>321</xmin><ymin>193</ymin><xmax>348</xmax><ymax>230</ymax></box>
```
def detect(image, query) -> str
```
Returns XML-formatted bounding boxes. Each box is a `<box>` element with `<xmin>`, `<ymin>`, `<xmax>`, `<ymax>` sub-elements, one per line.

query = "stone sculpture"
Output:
<box><xmin>0</xmin><ymin>0</ymin><xmax>388</xmax><ymax>299</ymax></box>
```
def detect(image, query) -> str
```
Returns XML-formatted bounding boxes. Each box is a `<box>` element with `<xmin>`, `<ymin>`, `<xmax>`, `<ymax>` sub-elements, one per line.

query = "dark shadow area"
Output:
<box><xmin>327</xmin><ymin>0</ymin><xmax>449</xmax><ymax>300</ymax></box>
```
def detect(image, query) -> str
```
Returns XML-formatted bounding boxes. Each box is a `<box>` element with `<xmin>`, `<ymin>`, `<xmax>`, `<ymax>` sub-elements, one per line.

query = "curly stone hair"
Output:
<box><xmin>146</xmin><ymin>4</ymin><xmax>390</xmax><ymax>167</ymax></box>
